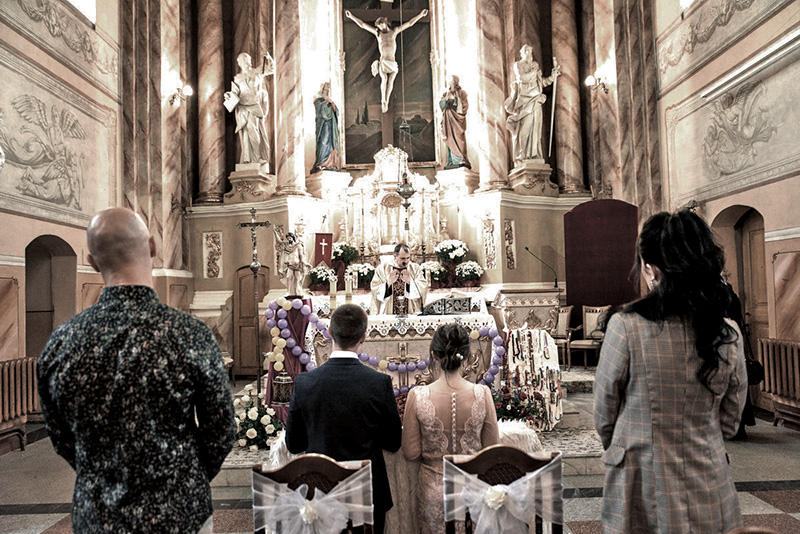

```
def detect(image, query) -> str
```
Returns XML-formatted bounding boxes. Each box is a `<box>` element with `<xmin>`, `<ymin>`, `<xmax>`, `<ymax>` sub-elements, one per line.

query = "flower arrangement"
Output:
<box><xmin>492</xmin><ymin>385</ymin><xmax>547</xmax><ymax>426</ymax></box>
<box><xmin>332</xmin><ymin>242</ymin><xmax>359</xmax><ymax>263</ymax></box>
<box><xmin>420</xmin><ymin>260</ymin><xmax>447</xmax><ymax>281</ymax></box>
<box><xmin>455</xmin><ymin>260</ymin><xmax>484</xmax><ymax>281</ymax></box>
<box><xmin>435</xmin><ymin>239</ymin><xmax>469</xmax><ymax>264</ymax></box>
<box><xmin>345</xmin><ymin>262</ymin><xmax>375</xmax><ymax>284</ymax></box>
<box><xmin>309</xmin><ymin>265</ymin><xmax>336</xmax><ymax>285</ymax></box>
<box><xmin>233</xmin><ymin>384</ymin><xmax>284</xmax><ymax>451</ymax></box>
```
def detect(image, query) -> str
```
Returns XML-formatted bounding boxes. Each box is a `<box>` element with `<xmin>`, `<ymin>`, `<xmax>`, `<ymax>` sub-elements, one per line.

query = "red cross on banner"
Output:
<box><xmin>314</xmin><ymin>233</ymin><xmax>333</xmax><ymax>267</ymax></box>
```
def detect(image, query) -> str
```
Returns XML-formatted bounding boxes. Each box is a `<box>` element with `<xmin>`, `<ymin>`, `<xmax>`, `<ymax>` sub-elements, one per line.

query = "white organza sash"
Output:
<box><xmin>253</xmin><ymin>461</ymin><xmax>373</xmax><ymax>534</ymax></box>
<box><xmin>442</xmin><ymin>452</ymin><xmax>563</xmax><ymax>534</ymax></box>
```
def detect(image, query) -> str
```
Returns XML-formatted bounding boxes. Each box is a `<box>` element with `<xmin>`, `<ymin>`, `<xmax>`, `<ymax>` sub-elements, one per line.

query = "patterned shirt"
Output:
<box><xmin>38</xmin><ymin>285</ymin><xmax>236</xmax><ymax>534</ymax></box>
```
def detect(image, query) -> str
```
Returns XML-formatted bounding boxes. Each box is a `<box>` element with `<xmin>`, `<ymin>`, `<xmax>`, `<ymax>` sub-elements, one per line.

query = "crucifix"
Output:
<box><xmin>237</xmin><ymin>207</ymin><xmax>271</xmax><ymax>408</ymax></box>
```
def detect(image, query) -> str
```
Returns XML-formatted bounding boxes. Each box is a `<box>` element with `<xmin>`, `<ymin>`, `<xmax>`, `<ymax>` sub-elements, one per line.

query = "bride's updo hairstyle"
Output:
<box><xmin>430</xmin><ymin>324</ymin><xmax>470</xmax><ymax>372</ymax></box>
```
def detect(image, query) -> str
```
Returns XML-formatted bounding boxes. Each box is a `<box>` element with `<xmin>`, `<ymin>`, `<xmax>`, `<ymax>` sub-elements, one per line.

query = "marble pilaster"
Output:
<box><xmin>121</xmin><ymin>0</ymin><xmax>135</xmax><ymax>211</ymax></box>
<box><xmin>591</xmin><ymin>0</ymin><xmax>620</xmax><ymax>199</ymax></box>
<box><xmin>135</xmin><ymin>0</ymin><xmax>151</xmax><ymax>224</ymax></box>
<box><xmin>149</xmin><ymin>0</ymin><xmax>164</xmax><ymax>267</ymax></box>
<box><xmin>274</xmin><ymin>0</ymin><xmax>307</xmax><ymax>196</ymax></box>
<box><xmin>162</xmin><ymin>0</ymin><xmax>183</xmax><ymax>269</ymax></box>
<box><xmin>551</xmin><ymin>0</ymin><xmax>586</xmax><ymax>193</ymax></box>
<box><xmin>475</xmin><ymin>0</ymin><xmax>510</xmax><ymax>191</ymax></box>
<box><xmin>197</xmin><ymin>0</ymin><xmax>226</xmax><ymax>204</ymax></box>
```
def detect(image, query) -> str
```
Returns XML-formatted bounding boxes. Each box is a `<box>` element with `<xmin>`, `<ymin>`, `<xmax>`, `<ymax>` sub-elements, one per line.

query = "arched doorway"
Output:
<box><xmin>25</xmin><ymin>236</ymin><xmax>77</xmax><ymax>358</ymax></box>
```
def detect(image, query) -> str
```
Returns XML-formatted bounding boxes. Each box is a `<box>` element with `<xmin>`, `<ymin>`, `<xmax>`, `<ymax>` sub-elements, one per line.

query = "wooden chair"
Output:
<box><xmin>547</xmin><ymin>305</ymin><xmax>573</xmax><ymax>370</ymax></box>
<box><xmin>566</xmin><ymin>305</ymin><xmax>610</xmax><ymax>369</ymax></box>
<box><xmin>444</xmin><ymin>445</ymin><xmax>563</xmax><ymax>534</ymax></box>
<box><xmin>252</xmin><ymin>454</ymin><xmax>373</xmax><ymax>534</ymax></box>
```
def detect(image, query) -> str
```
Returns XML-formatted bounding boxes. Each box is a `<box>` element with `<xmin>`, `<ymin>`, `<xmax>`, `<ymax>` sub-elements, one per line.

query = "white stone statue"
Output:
<box><xmin>272</xmin><ymin>227</ymin><xmax>311</xmax><ymax>297</ymax></box>
<box><xmin>504</xmin><ymin>45</ymin><xmax>560</xmax><ymax>164</ymax></box>
<box><xmin>344</xmin><ymin>9</ymin><xmax>428</xmax><ymax>113</ymax></box>
<box><xmin>224</xmin><ymin>52</ymin><xmax>275</xmax><ymax>165</ymax></box>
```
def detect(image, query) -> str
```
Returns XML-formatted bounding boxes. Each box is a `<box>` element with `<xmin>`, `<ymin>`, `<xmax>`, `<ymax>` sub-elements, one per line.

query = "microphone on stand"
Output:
<box><xmin>524</xmin><ymin>246</ymin><xmax>558</xmax><ymax>288</ymax></box>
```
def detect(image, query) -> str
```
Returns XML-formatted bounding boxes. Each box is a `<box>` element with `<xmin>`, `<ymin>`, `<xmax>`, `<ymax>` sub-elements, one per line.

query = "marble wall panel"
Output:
<box><xmin>0</xmin><ymin>0</ymin><xmax>120</xmax><ymax>96</ymax></box>
<box><xmin>0</xmin><ymin>278</ymin><xmax>20</xmax><ymax>362</ymax></box>
<box><xmin>0</xmin><ymin>44</ymin><xmax>115</xmax><ymax>227</ymax></box>
<box><xmin>665</xmin><ymin>38</ymin><xmax>800</xmax><ymax>208</ymax></box>
<box><xmin>775</xmin><ymin>250</ymin><xmax>800</xmax><ymax>340</ymax></box>
<box><xmin>657</xmin><ymin>0</ymin><xmax>792</xmax><ymax>94</ymax></box>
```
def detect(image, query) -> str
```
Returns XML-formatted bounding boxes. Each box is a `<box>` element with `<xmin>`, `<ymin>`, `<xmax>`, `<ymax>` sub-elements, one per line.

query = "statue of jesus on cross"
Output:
<box><xmin>345</xmin><ymin>8</ymin><xmax>428</xmax><ymax>113</ymax></box>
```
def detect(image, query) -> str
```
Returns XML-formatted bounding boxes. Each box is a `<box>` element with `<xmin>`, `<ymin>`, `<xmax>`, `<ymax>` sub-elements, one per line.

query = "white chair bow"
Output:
<box><xmin>443</xmin><ymin>452</ymin><xmax>563</xmax><ymax>534</ymax></box>
<box><xmin>253</xmin><ymin>461</ymin><xmax>373</xmax><ymax>534</ymax></box>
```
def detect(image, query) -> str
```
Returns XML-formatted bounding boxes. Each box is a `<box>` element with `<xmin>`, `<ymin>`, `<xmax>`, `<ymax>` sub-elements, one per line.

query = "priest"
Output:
<box><xmin>371</xmin><ymin>243</ymin><xmax>428</xmax><ymax>315</ymax></box>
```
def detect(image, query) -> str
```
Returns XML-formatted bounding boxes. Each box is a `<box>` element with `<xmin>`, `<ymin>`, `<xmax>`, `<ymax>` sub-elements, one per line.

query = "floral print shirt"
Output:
<box><xmin>38</xmin><ymin>285</ymin><xmax>236</xmax><ymax>534</ymax></box>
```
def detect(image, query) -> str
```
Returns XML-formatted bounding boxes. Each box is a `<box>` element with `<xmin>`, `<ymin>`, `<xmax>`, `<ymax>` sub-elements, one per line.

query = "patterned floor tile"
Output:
<box><xmin>564</xmin><ymin>520</ymin><xmax>602</xmax><ymax>534</ymax></box>
<box><xmin>749</xmin><ymin>489</ymin><xmax>800</xmax><ymax>513</ymax></box>
<box><xmin>213</xmin><ymin>509</ymin><xmax>254</xmax><ymax>533</ymax></box>
<box><xmin>742</xmin><ymin>513</ymin><xmax>800</xmax><ymax>530</ymax></box>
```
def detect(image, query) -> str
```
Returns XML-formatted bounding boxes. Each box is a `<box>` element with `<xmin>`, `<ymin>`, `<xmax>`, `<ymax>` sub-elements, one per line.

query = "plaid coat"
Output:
<box><xmin>594</xmin><ymin>312</ymin><xmax>747</xmax><ymax>534</ymax></box>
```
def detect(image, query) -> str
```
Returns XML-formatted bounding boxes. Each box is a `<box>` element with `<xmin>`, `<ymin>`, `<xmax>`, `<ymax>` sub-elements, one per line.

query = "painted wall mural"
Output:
<box><xmin>0</xmin><ymin>44</ymin><xmax>116</xmax><ymax>226</ymax></box>
<box><xmin>656</xmin><ymin>0</ymin><xmax>791</xmax><ymax>93</ymax></box>
<box><xmin>665</xmin><ymin>36</ymin><xmax>799</xmax><ymax>209</ymax></box>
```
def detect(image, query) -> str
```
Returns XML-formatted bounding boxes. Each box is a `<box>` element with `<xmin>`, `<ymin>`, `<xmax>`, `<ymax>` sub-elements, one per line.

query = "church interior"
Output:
<box><xmin>1</xmin><ymin>0</ymin><xmax>800</xmax><ymax>532</ymax></box>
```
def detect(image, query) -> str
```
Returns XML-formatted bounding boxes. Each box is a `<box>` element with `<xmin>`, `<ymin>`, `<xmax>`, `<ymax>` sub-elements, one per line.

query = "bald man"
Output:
<box><xmin>38</xmin><ymin>208</ymin><xmax>236</xmax><ymax>534</ymax></box>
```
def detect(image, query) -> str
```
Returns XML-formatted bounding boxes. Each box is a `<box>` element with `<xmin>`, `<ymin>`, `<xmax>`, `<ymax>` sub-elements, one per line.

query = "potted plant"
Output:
<box><xmin>345</xmin><ymin>262</ymin><xmax>376</xmax><ymax>290</ymax></box>
<box><xmin>308</xmin><ymin>265</ymin><xmax>336</xmax><ymax>293</ymax></box>
<box><xmin>421</xmin><ymin>260</ymin><xmax>447</xmax><ymax>289</ymax></box>
<box><xmin>434</xmin><ymin>239</ymin><xmax>469</xmax><ymax>287</ymax></box>
<box><xmin>455</xmin><ymin>260</ymin><xmax>484</xmax><ymax>287</ymax></box>
<box><xmin>332</xmin><ymin>242</ymin><xmax>359</xmax><ymax>290</ymax></box>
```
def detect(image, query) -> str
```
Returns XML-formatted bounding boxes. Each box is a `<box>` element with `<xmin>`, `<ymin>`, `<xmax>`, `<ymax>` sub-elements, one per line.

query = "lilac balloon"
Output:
<box><xmin>280</xmin><ymin>328</ymin><xmax>292</xmax><ymax>339</ymax></box>
<box><xmin>306</xmin><ymin>361</ymin><xmax>317</xmax><ymax>371</ymax></box>
<box><xmin>276</xmin><ymin>308</ymin><xmax>288</xmax><ymax>319</ymax></box>
<box><xmin>393</xmin><ymin>387</ymin><xmax>400</xmax><ymax>398</ymax></box>
<box><xmin>286</xmin><ymin>337</ymin><xmax>297</xmax><ymax>349</ymax></box>
<box><xmin>313</xmin><ymin>320</ymin><xmax>324</xmax><ymax>330</ymax></box>
<box><xmin>322</xmin><ymin>330</ymin><xmax>331</xmax><ymax>340</ymax></box>
<box><xmin>266</xmin><ymin>318</ymin><xmax>277</xmax><ymax>328</ymax></box>
<box><xmin>479</xmin><ymin>380</ymin><xmax>486</xmax><ymax>386</ymax></box>
<box><xmin>397</xmin><ymin>364</ymin><xmax>407</xmax><ymax>374</ymax></box>
<box><xmin>265</xmin><ymin>309</ymin><xmax>275</xmax><ymax>319</ymax></box>
<box><xmin>291</xmin><ymin>345</ymin><xmax>303</xmax><ymax>356</ymax></box>
<box><xmin>308</xmin><ymin>313</ymin><xmax>319</xmax><ymax>323</ymax></box>
<box><xmin>483</xmin><ymin>372</ymin><xmax>495</xmax><ymax>384</ymax></box>
<box><xmin>494</xmin><ymin>346</ymin><xmax>506</xmax><ymax>357</ymax></box>
<box><xmin>478</xmin><ymin>326</ymin><xmax>489</xmax><ymax>337</ymax></box>
<box><xmin>368</xmin><ymin>356</ymin><xmax>379</xmax><ymax>366</ymax></box>
<box><xmin>277</xmin><ymin>319</ymin><xmax>288</xmax><ymax>329</ymax></box>
<box><xmin>292</xmin><ymin>298</ymin><xmax>303</xmax><ymax>309</ymax></box>
<box><xmin>492</xmin><ymin>355</ymin><xmax>503</xmax><ymax>366</ymax></box>
<box><xmin>416</xmin><ymin>360</ymin><xmax>427</xmax><ymax>370</ymax></box>
<box><xmin>387</xmin><ymin>362</ymin><xmax>398</xmax><ymax>372</ymax></box>
<box><xmin>407</xmin><ymin>362</ymin><xmax>417</xmax><ymax>373</ymax></box>
<box><xmin>488</xmin><ymin>327</ymin><xmax>498</xmax><ymax>338</ymax></box>
<box><xmin>268</xmin><ymin>300</ymin><xmax>279</xmax><ymax>310</ymax></box>
<box><xmin>493</xmin><ymin>336</ymin><xmax>504</xmax><ymax>346</ymax></box>
<box><xmin>358</xmin><ymin>352</ymin><xmax>370</xmax><ymax>362</ymax></box>
<box><xmin>488</xmin><ymin>364</ymin><xmax>500</xmax><ymax>375</ymax></box>
<box><xmin>300</xmin><ymin>305</ymin><xmax>312</xmax><ymax>316</ymax></box>
<box><xmin>298</xmin><ymin>353</ymin><xmax>310</xmax><ymax>365</ymax></box>
<box><xmin>400</xmin><ymin>385</ymin><xmax>409</xmax><ymax>394</ymax></box>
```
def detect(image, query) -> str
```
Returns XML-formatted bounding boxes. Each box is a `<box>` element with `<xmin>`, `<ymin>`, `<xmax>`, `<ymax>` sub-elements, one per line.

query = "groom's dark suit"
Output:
<box><xmin>286</xmin><ymin>352</ymin><xmax>402</xmax><ymax>519</ymax></box>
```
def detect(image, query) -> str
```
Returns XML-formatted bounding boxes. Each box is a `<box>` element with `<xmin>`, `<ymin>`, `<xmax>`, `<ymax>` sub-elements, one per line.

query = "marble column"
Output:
<box><xmin>197</xmin><ymin>0</ymin><xmax>226</xmax><ymax>204</ymax></box>
<box><xmin>551</xmin><ymin>0</ymin><xmax>586</xmax><ymax>193</ymax></box>
<box><xmin>475</xmin><ymin>0</ymin><xmax>509</xmax><ymax>191</ymax></box>
<box><xmin>503</xmin><ymin>0</ymin><xmax>542</xmax><ymax>91</ymax></box>
<box><xmin>593</xmin><ymin>0</ymin><xmax>621</xmax><ymax>199</ymax></box>
<box><xmin>162</xmin><ymin>0</ymin><xmax>183</xmax><ymax>269</ymax></box>
<box><xmin>274</xmin><ymin>0</ymin><xmax>307</xmax><ymax>195</ymax></box>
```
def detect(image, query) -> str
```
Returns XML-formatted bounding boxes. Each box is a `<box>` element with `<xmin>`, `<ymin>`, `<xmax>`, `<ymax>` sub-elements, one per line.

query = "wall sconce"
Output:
<box><xmin>169</xmin><ymin>84</ymin><xmax>193</xmax><ymax>107</ymax></box>
<box><xmin>584</xmin><ymin>74</ymin><xmax>608</xmax><ymax>93</ymax></box>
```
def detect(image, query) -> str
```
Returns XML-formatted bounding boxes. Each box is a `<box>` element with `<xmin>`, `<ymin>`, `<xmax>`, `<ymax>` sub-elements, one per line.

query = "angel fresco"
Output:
<box><xmin>0</xmin><ymin>95</ymin><xmax>86</xmax><ymax>209</ymax></box>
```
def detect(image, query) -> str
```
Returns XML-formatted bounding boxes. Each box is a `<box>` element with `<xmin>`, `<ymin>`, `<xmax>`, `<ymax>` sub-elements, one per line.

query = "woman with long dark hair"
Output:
<box><xmin>402</xmin><ymin>323</ymin><xmax>499</xmax><ymax>534</ymax></box>
<box><xmin>594</xmin><ymin>209</ymin><xmax>747</xmax><ymax>533</ymax></box>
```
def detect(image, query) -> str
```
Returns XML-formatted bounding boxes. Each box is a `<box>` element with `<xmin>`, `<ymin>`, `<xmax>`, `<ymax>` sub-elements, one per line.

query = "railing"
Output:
<box><xmin>758</xmin><ymin>339</ymin><xmax>800</xmax><ymax>428</ymax></box>
<box><xmin>0</xmin><ymin>357</ymin><xmax>38</xmax><ymax>449</ymax></box>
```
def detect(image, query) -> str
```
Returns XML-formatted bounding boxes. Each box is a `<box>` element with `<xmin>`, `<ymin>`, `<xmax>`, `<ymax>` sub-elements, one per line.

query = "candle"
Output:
<box><xmin>345</xmin><ymin>274</ymin><xmax>353</xmax><ymax>296</ymax></box>
<box><xmin>329</xmin><ymin>275</ymin><xmax>337</xmax><ymax>296</ymax></box>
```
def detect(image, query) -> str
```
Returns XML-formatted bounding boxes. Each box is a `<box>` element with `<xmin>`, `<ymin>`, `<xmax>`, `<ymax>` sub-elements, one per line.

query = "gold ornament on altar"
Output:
<box><xmin>272</xmin><ymin>370</ymin><xmax>294</xmax><ymax>405</ymax></box>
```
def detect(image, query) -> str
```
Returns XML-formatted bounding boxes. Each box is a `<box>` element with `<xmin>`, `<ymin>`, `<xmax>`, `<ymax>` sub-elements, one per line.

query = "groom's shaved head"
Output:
<box><xmin>87</xmin><ymin>208</ymin><xmax>152</xmax><ymax>274</ymax></box>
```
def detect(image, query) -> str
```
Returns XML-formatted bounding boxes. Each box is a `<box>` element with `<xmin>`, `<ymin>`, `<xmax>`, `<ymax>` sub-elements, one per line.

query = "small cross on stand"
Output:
<box><xmin>237</xmin><ymin>207</ymin><xmax>271</xmax><ymax>408</ymax></box>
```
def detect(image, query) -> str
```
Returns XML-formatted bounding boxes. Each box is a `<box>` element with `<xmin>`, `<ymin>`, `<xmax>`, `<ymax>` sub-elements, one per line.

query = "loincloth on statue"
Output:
<box><xmin>371</xmin><ymin>59</ymin><xmax>398</xmax><ymax>77</ymax></box>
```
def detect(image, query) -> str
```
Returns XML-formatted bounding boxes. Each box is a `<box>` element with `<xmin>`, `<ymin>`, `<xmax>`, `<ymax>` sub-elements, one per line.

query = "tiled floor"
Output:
<box><xmin>2</xmin><ymin>391</ymin><xmax>799</xmax><ymax>533</ymax></box>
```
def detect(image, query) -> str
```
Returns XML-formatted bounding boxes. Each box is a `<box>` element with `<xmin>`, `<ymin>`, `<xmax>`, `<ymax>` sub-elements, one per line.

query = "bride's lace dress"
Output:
<box><xmin>402</xmin><ymin>384</ymin><xmax>499</xmax><ymax>534</ymax></box>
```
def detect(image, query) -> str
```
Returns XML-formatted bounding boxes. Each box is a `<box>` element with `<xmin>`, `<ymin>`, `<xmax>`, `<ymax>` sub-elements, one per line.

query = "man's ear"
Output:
<box><xmin>87</xmin><ymin>253</ymin><xmax>101</xmax><ymax>273</ymax></box>
<box><xmin>359</xmin><ymin>333</ymin><xmax>367</xmax><ymax>346</ymax></box>
<box><xmin>149</xmin><ymin>235</ymin><xmax>157</xmax><ymax>258</ymax></box>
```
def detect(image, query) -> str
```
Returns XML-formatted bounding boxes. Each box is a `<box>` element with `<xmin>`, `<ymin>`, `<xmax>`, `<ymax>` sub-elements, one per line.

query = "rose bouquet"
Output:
<box><xmin>434</xmin><ymin>239</ymin><xmax>469</xmax><ymax>264</ymax></box>
<box><xmin>233</xmin><ymin>384</ymin><xmax>283</xmax><ymax>451</ymax></box>
<box><xmin>492</xmin><ymin>385</ymin><xmax>547</xmax><ymax>427</ymax></box>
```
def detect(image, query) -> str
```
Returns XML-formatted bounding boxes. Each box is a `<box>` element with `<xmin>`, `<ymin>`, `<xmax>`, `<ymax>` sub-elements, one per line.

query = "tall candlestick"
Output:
<box><xmin>329</xmin><ymin>275</ymin><xmax>337</xmax><ymax>297</ymax></box>
<box><xmin>345</xmin><ymin>274</ymin><xmax>353</xmax><ymax>296</ymax></box>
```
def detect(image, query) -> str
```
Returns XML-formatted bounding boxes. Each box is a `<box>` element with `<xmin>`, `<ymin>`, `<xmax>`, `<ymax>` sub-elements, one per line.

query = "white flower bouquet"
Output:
<box><xmin>420</xmin><ymin>260</ymin><xmax>447</xmax><ymax>281</ymax></box>
<box><xmin>435</xmin><ymin>239</ymin><xmax>469</xmax><ymax>264</ymax></box>
<box><xmin>234</xmin><ymin>386</ymin><xmax>283</xmax><ymax>450</ymax></box>
<box><xmin>345</xmin><ymin>262</ymin><xmax>375</xmax><ymax>284</ymax></box>
<box><xmin>309</xmin><ymin>265</ymin><xmax>336</xmax><ymax>285</ymax></box>
<box><xmin>455</xmin><ymin>260</ymin><xmax>484</xmax><ymax>281</ymax></box>
<box><xmin>332</xmin><ymin>241</ymin><xmax>359</xmax><ymax>263</ymax></box>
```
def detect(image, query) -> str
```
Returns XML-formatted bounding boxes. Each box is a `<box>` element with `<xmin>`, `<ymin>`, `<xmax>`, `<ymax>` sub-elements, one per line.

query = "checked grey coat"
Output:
<box><xmin>594</xmin><ymin>312</ymin><xmax>747</xmax><ymax>534</ymax></box>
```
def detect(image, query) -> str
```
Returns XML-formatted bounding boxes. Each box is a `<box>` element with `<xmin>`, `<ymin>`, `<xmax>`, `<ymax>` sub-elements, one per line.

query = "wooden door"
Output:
<box><xmin>233</xmin><ymin>266</ymin><xmax>268</xmax><ymax>376</ymax></box>
<box><xmin>740</xmin><ymin>211</ymin><xmax>768</xmax><ymax>358</ymax></box>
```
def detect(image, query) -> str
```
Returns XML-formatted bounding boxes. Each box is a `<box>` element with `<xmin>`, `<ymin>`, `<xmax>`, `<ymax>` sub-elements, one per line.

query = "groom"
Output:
<box><xmin>286</xmin><ymin>304</ymin><xmax>402</xmax><ymax>533</ymax></box>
